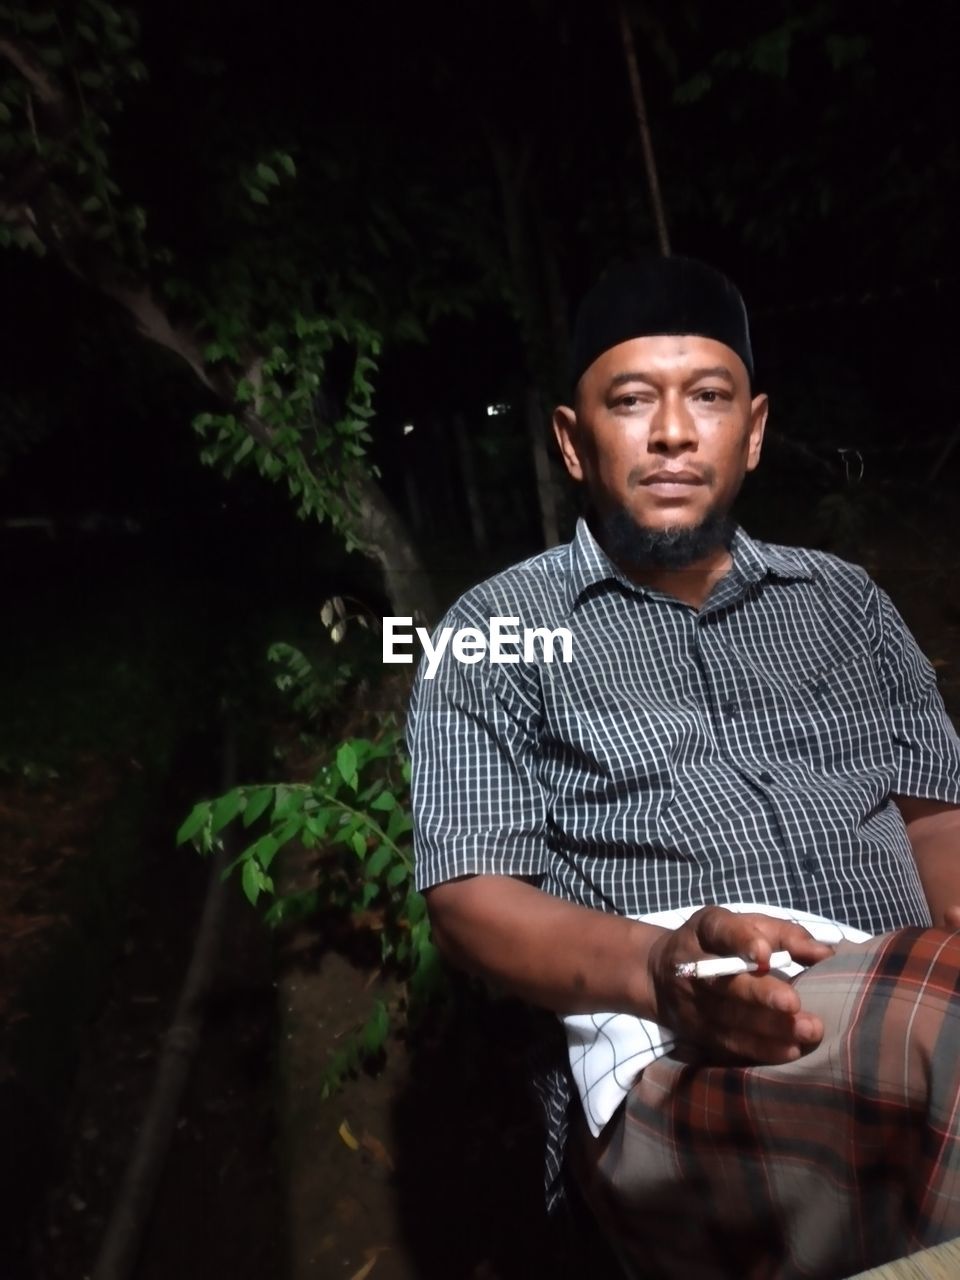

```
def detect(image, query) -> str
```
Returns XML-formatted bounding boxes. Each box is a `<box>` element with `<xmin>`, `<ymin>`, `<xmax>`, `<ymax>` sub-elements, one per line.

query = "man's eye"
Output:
<box><xmin>695</xmin><ymin>389</ymin><xmax>726</xmax><ymax>404</ymax></box>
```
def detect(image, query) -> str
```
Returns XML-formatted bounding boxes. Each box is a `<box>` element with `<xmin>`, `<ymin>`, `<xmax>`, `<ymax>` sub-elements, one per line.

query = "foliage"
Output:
<box><xmin>0</xmin><ymin>3</ymin><xmax>375</xmax><ymax>528</ymax></box>
<box><xmin>0</xmin><ymin>1</ymin><xmax>147</xmax><ymax>259</ymax></box>
<box><xmin>0</xmin><ymin>2</ymin><xmax>464</xmax><ymax>587</ymax></box>
<box><xmin>0</xmin><ymin>753</ymin><xmax>58</xmax><ymax>785</ymax></box>
<box><xmin>662</xmin><ymin>0</ymin><xmax>956</xmax><ymax>272</ymax></box>
<box><xmin>263</xmin><ymin>596</ymin><xmax>379</xmax><ymax>736</ymax></box>
<box><xmin>267</xmin><ymin>640</ymin><xmax>353</xmax><ymax>723</ymax></box>
<box><xmin>190</xmin><ymin>317</ymin><xmax>383</xmax><ymax>543</ymax></box>
<box><xmin>177</xmin><ymin>723</ymin><xmax>441</xmax><ymax>1093</ymax></box>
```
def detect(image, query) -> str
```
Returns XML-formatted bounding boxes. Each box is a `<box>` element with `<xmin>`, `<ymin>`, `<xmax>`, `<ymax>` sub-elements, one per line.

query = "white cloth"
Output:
<box><xmin>563</xmin><ymin>903</ymin><xmax>873</xmax><ymax>1137</ymax></box>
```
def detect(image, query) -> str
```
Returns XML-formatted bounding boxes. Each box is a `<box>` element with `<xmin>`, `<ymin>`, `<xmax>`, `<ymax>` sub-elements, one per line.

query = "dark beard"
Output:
<box><xmin>596</xmin><ymin>506</ymin><xmax>736</xmax><ymax>571</ymax></box>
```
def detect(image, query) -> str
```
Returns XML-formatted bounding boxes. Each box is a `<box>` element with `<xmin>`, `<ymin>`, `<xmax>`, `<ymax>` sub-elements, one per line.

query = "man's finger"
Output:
<box><xmin>692</xmin><ymin>907</ymin><xmax>834</xmax><ymax>969</ymax></box>
<box><xmin>692</xmin><ymin>906</ymin><xmax>770</xmax><ymax>961</ymax></box>
<box><xmin>778</xmin><ymin>925</ymin><xmax>835</xmax><ymax>964</ymax></box>
<box><xmin>699</xmin><ymin>994</ymin><xmax>825</xmax><ymax>1056</ymax></box>
<box><xmin>709</xmin><ymin>1030</ymin><xmax>805</xmax><ymax>1066</ymax></box>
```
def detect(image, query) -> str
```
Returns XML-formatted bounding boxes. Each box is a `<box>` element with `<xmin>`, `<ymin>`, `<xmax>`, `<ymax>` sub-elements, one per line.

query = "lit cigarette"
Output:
<box><xmin>675</xmin><ymin>950</ymin><xmax>794</xmax><ymax>980</ymax></box>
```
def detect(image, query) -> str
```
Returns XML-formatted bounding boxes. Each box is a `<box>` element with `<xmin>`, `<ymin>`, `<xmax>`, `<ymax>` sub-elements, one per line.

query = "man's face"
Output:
<box><xmin>553</xmin><ymin>334</ymin><xmax>767</xmax><ymax>557</ymax></box>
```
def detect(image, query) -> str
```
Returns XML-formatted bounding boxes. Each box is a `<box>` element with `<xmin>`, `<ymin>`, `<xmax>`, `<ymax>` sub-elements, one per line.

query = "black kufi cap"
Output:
<box><xmin>570</xmin><ymin>255</ymin><xmax>754</xmax><ymax>389</ymax></box>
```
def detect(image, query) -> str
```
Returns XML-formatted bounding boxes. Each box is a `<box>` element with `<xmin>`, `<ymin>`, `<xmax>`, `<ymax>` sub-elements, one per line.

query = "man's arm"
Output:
<box><xmin>895</xmin><ymin>795</ymin><xmax>960</xmax><ymax>927</ymax></box>
<box><xmin>426</xmin><ymin>874</ymin><xmax>833</xmax><ymax>1064</ymax></box>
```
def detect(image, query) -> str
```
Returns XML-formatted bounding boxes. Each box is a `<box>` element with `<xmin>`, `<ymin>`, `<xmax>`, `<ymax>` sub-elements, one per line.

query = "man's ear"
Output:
<box><xmin>745</xmin><ymin>392</ymin><xmax>769</xmax><ymax>473</ymax></box>
<box><xmin>553</xmin><ymin>404</ymin><xmax>585</xmax><ymax>482</ymax></box>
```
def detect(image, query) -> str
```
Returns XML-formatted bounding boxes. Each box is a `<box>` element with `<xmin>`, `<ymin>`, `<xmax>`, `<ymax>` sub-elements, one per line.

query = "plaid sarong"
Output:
<box><xmin>571</xmin><ymin>928</ymin><xmax>960</xmax><ymax>1280</ymax></box>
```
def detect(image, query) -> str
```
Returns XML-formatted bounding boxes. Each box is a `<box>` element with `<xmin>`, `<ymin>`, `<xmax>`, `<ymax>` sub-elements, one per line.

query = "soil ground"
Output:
<box><xmin>10</xmin><ymin>732</ymin><xmax>284</xmax><ymax>1280</ymax></box>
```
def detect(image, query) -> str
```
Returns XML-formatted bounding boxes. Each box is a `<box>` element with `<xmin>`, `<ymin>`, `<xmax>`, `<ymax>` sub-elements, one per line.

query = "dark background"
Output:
<box><xmin>3</xmin><ymin>0</ymin><xmax>958</xmax><ymax>595</ymax></box>
<box><xmin>1</xmin><ymin>3</ymin><xmax>959</xmax><ymax>1278</ymax></box>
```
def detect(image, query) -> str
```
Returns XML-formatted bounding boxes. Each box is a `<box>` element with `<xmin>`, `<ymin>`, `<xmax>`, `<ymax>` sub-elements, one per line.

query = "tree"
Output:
<box><xmin>0</xmin><ymin>1</ymin><xmax>457</xmax><ymax>621</ymax></box>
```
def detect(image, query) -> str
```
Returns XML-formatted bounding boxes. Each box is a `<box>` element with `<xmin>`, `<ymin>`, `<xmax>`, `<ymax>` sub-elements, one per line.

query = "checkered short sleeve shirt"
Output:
<box><xmin>406</xmin><ymin>517</ymin><xmax>960</xmax><ymax>1202</ymax></box>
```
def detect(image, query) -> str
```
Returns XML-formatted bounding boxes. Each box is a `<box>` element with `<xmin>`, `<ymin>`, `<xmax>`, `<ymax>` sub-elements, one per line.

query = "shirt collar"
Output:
<box><xmin>563</xmin><ymin>516</ymin><xmax>815</xmax><ymax>616</ymax></box>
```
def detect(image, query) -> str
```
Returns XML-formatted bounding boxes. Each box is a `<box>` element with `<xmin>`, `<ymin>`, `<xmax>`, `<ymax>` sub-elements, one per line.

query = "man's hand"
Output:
<box><xmin>648</xmin><ymin>906</ymin><xmax>836</xmax><ymax>1065</ymax></box>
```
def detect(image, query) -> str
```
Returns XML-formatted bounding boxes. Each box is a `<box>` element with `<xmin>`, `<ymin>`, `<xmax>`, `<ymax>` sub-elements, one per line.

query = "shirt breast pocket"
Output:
<box><xmin>754</xmin><ymin>654</ymin><xmax>887</xmax><ymax>768</ymax></box>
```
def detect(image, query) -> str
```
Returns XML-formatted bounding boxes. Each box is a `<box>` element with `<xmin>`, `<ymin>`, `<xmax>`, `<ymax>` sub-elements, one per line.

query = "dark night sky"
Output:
<box><xmin>2</xmin><ymin>0</ymin><xmax>957</xmax><ymax>559</ymax></box>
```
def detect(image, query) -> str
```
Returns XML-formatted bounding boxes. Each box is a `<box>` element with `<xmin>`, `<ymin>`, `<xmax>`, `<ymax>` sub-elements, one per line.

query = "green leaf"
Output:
<box><xmin>361</xmin><ymin>1000</ymin><xmax>389</xmax><ymax>1054</ymax></box>
<box><xmin>275</xmin><ymin>816</ymin><xmax>304</xmax><ymax>847</ymax></box>
<box><xmin>176</xmin><ymin>801</ymin><xmax>210</xmax><ymax>845</ymax></box>
<box><xmin>370</xmin><ymin>790</ymin><xmax>396</xmax><ymax>812</ymax></box>
<box><xmin>256</xmin><ymin>162</ymin><xmax>279</xmax><ymax>186</ymax></box>
<box><xmin>274</xmin><ymin>785</ymin><xmax>307</xmax><ymax>820</ymax></box>
<box><xmin>241</xmin><ymin>858</ymin><xmax>261</xmax><ymax>906</ymax></box>
<box><xmin>81</xmin><ymin>195</ymin><xmax>103</xmax><ymax>214</ymax></box>
<box><xmin>386</xmin><ymin>863</ymin><xmax>408</xmax><ymax>889</ymax></box>
<box><xmin>366</xmin><ymin>844</ymin><xmax>392</xmax><ymax>877</ymax></box>
<box><xmin>278</xmin><ymin>152</ymin><xmax>296</xmax><ymax>178</ymax></box>
<box><xmin>331</xmin><ymin>816</ymin><xmax>360</xmax><ymax>849</ymax></box>
<box><xmin>404</xmin><ymin>891</ymin><xmax>427</xmax><ymax>925</ymax></box>
<box><xmin>336</xmin><ymin>743</ymin><xmax>358</xmax><ymax>785</ymax></box>
<box><xmin>234</xmin><ymin>434</ymin><xmax>254</xmax><ymax>462</ymax></box>
<box><xmin>305</xmin><ymin>810</ymin><xmax>333</xmax><ymax>839</ymax></box>
<box><xmin>409</xmin><ymin>939</ymin><xmax>444</xmax><ymax>1003</ymax></box>
<box><xmin>248</xmin><ymin>186</ymin><xmax>269</xmax><ymax>206</ymax></box>
<box><xmin>253</xmin><ymin>834</ymin><xmax>280</xmax><ymax>869</ymax></box>
<box><xmin>351</xmin><ymin>831</ymin><xmax>367</xmax><ymax>858</ymax></box>
<box><xmin>211</xmin><ymin>789</ymin><xmax>243</xmax><ymax>834</ymax></box>
<box><xmin>0</xmin><ymin>103</ymin><xmax>11</xmax><ymax>124</ymax></box>
<box><xmin>242</xmin><ymin>786</ymin><xmax>273</xmax><ymax>828</ymax></box>
<box><xmin>386</xmin><ymin>807</ymin><xmax>412</xmax><ymax>841</ymax></box>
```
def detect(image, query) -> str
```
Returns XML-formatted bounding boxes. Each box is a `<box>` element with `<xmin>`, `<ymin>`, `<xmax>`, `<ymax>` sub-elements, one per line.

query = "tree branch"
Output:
<box><xmin>0</xmin><ymin>34</ymin><xmax>62</xmax><ymax>108</ymax></box>
<box><xmin>0</xmin><ymin>24</ymin><xmax>436</xmax><ymax>621</ymax></box>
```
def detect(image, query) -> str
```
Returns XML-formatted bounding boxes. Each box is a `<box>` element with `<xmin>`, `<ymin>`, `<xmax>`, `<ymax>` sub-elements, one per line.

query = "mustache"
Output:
<box><xmin>628</xmin><ymin>463</ymin><xmax>717</xmax><ymax>486</ymax></box>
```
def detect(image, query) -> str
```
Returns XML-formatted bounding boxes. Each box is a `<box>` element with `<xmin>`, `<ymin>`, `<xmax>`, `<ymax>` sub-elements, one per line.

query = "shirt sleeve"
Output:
<box><xmin>406</xmin><ymin>609</ymin><xmax>548</xmax><ymax>891</ymax></box>
<box><xmin>865</xmin><ymin>579</ymin><xmax>960</xmax><ymax>803</ymax></box>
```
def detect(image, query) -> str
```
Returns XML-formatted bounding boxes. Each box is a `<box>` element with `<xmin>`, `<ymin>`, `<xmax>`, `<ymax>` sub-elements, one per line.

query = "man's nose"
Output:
<box><xmin>648</xmin><ymin>395</ymin><xmax>697</xmax><ymax>451</ymax></box>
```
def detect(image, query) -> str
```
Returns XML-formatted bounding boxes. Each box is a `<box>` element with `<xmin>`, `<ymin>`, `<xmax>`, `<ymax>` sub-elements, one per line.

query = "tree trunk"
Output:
<box><xmin>348</xmin><ymin>468</ymin><xmax>439</xmax><ymax>624</ymax></box>
<box><xmin>402</xmin><ymin>464</ymin><xmax>424</xmax><ymax>535</ymax></box>
<box><xmin>526</xmin><ymin>387</ymin><xmax>560</xmax><ymax>548</ymax></box>
<box><xmin>79</xmin><ymin>280</ymin><xmax>440</xmax><ymax>623</ymax></box>
<box><xmin>451</xmin><ymin>412</ymin><xmax>489</xmax><ymax>554</ymax></box>
<box><xmin>615</xmin><ymin>0</ymin><xmax>671</xmax><ymax>256</ymax></box>
<box><xmin>489</xmin><ymin>137</ymin><xmax>565</xmax><ymax>550</ymax></box>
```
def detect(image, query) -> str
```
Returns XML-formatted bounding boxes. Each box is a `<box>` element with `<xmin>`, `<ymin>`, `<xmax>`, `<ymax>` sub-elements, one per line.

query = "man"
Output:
<box><xmin>406</xmin><ymin>255</ymin><xmax>960</xmax><ymax>1279</ymax></box>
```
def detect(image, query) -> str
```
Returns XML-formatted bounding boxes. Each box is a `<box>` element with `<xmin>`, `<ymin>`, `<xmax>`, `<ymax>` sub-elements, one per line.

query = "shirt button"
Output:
<box><xmin>758</xmin><ymin>770</ymin><xmax>774</xmax><ymax>784</ymax></box>
<box><xmin>799</xmin><ymin>857</ymin><xmax>816</xmax><ymax>874</ymax></box>
<box><xmin>721</xmin><ymin>700</ymin><xmax>738</xmax><ymax>718</ymax></box>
